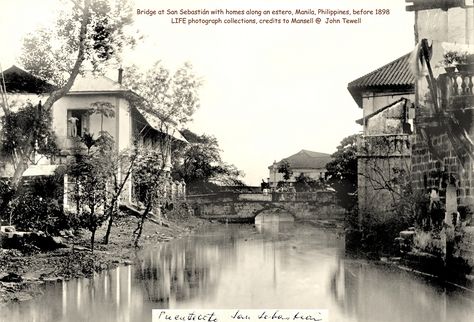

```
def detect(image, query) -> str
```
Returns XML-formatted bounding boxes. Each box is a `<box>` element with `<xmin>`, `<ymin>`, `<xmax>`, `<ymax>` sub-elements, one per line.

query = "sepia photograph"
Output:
<box><xmin>1</xmin><ymin>0</ymin><xmax>474</xmax><ymax>321</ymax></box>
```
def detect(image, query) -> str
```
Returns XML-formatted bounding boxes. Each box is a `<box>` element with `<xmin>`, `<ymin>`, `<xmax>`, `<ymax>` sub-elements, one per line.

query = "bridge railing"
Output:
<box><xmin>272</xmin><ymin>191</ymin><xmax>336</xmax><ymax>202</ymax></box>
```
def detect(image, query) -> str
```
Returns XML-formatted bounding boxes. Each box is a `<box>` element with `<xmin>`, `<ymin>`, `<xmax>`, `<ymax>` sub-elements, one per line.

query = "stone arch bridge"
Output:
<box><xmin>187</xmin><ymin>191</ymin><xmax>345</xmax><ymax>223</ymax></box>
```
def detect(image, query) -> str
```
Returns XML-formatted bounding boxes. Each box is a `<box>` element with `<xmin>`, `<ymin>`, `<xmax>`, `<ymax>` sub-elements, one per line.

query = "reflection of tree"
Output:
<box><xmin>134</xmin><ymin>226</ymin><xmax>243</xmax><ymax>304</ymax></box>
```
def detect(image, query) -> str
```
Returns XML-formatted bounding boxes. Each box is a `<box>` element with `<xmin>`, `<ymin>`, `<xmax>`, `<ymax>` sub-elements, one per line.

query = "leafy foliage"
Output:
<box><xmin>1</xmin><ymin>0</ymin><xmax>135</xmax><ymax>200</ymax></box>
<box><xmin>19</xmin><ymin>0</ymin><xmax>135</xmax><ymax>86</ymax></box>
<box><xmin>293</xmin><ymin>173</ymin><xmax>324</xmax><ymax>192</ymax></box>
<box><xmin>277</xmin><ymin>161</ymin><xmax>293</xmax><ymax>181</ymax></box>
<box><xmin>326</xmin><ymin>134</ymin><xmax>359</xmax><ymax>210</ymax></box>
<box><xmin>2</xmin><ymin>175</ymin><xmax>76</xmax><ymax>235</ymax></box>
<box><xmin>133</xmin><ymin>147</ymin><xmax>169</xmax><ymax>207</ymax></box>
<box><xmin>132</xmin><ymin>146</ymin><xmax>171</xmax><ymax>247</ymax></box>
<box><xmin>122</xmin><ymin>61</ymin><xmax>202</xmax><ymax>126</ymax></box>
<box><xmin>89</xmin><ymin>101</ymin><xmax>116</xmax><ymax>132</ymax></box>
<box><xmin>0</xmin><ymin>102</ymin><xmax>58</xmax><ymax>158</ymax></box>
<box><xmin>10</xmin><ymin>195</ymin><xmax>64</xmax><ymax>235</ymax></box>
<box><xmin>173</xmin><ymin>130</ymin><xmax>244</xmax><ymax>192</ymax></box>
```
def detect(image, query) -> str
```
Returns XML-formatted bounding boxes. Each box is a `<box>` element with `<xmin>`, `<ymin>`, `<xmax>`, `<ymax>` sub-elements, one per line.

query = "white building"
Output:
<box><xmin>0</xmin><ymin>65</ymin><xmax>187</xmax><ymax>207</ymax></box>
<box><xmin>268</xmin><ymin>149</ymin><xmax>332</xmax><ymax>187</ymax></box>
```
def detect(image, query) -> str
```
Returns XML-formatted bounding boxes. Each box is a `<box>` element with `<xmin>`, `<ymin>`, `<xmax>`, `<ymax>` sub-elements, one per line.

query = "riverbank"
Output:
<box><xmin>0</xmin><ymin>213</ymin><xmax>207</xmax><ymax>306</ymax></box>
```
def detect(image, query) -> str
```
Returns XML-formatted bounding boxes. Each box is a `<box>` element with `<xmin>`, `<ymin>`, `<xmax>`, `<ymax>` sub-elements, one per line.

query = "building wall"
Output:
<box><xmin>362</xmin><ymin>92</ymin><xmax>414</xmax><ymax>118</ymax></box>
<box><xmin>358</xmin><ymin>134</ymin><xmax>411</xmax><ymax>216</ymax></box>
<box><xmin>52</xmin><ymin>94</ymin><xmax>131</xmax><ymax>152</ymax></box>
<box><xmin>415</xmin><ymin>7</ymin><xmax>474</xmax><ymax>107</ymax></box>
<box><xmin>268</xmin><ymin>167</ymin><xmax>327</xmax><ymax>186</ymax></box>
<box><xmin>416</xmin><ymin>8</ymin><xmax>474</xmax><ymax>73</ymax></box>
<box><xmin>364</xmin><ymin>100</ymin><xmax>415</xmax><ymax>135</ymax></box>
<box><xmin>357</xmin><ymin>90</ymin><xmax>414</xmax><ymax>217</ymax></box>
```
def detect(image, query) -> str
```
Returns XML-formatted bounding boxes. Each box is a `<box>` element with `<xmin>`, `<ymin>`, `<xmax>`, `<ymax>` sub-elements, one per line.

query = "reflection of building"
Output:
<box><xmin>348</xmin><ymin>54</ymin><xmax>415</xmax><ymax>215</ymax></box>
<box><xmin>329</xmin><ymin>256</ymin><xmax>474</xmax><ymax>322</ymax></box>
<box><xmin>268</xmin><ymin>150</ymin><xmax>332</xmax><ymax>187</ymax></box>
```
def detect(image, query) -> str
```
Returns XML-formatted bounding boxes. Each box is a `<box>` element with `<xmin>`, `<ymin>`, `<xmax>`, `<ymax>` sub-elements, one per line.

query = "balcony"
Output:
<box><xmin>439</xmin><ymin>70</ymin><xmax>474</xmax><ymax>110</ymax></box>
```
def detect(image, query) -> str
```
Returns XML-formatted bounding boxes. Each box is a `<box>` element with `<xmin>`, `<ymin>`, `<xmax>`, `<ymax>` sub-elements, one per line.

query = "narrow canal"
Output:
<box><xmin>2</xmin><ymin>215</ymin><xmax>474</xmax><ymax>322</ymax></box>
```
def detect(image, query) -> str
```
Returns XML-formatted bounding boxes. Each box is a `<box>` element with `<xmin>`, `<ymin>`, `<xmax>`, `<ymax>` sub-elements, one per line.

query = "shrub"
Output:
<box><xmin>10</xmin><ymin>194</ymin><xmax>74</xmax><ymax>235</ymax></box>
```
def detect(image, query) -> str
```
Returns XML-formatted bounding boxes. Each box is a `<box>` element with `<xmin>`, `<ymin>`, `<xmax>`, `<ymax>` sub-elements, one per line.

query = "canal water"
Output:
<box><xmin>2</xmin><ymin>215</ymin><xmax>474</xmax><ymax>322</ymax></box>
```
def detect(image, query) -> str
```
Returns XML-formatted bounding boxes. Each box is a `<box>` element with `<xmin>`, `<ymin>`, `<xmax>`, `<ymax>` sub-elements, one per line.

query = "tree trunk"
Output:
<box><xmin>6</xmin><ymin>0</ymin><xmax>91</xmax><ymax>199</ymax></box>
<box><xmin>91</xmin><ymin>228</ymin><xmax>96</xmax><ymax>253</ymax></box>
<box><xmin>103</xmin><ymin>201</ymin><xmax>116</xmax><ymax>244</ymax></box>
<box><xmin>103</xmin><ymin>158</ymin><xmax>135</xmax><ymax>244</ymax></box>
<box><xmin>134</xmin><ymin>202</ymin><xmax>151</xmax><ymax>248</ymax></box>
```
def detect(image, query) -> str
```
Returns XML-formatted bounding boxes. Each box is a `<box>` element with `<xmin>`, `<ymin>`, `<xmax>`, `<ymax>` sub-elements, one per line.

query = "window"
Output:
<box><xmin>67</xmin><ymin>110</ymin><xmax>90</xmax><ymax>137</ymax></box>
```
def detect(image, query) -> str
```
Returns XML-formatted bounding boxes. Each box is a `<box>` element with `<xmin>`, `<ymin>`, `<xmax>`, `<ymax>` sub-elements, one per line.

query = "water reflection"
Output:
<box><xmin>255</xmin><ymin>212</ymin><xmax>295</xmax><ymax>235</ymax></box>
<box><xmin>329</xmin><ymin>257</ymin><xmax>474</xmax><ymax>322</ymax></box>
<box><xmin>2</xmin><ymin>221</ymin><xmax>474</xmax><ymax>322</ymax></box>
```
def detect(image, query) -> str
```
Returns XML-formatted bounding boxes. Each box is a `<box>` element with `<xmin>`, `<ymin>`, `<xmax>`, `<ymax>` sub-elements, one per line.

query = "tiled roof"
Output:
<box><xmin>348</xmin><ymin>53</ymin><xmax>415</xmax><ymax>108</ymax></box>
<box><xmin>134</xmin><ymin>106</ymin><xmax>187</xmax><ymax>142</ymax></box>
<box><xmin>348</xmin><ymin>53</ymin><xmax>414</xmax><ymax>89</ymax></box>
<box><xmin>270</xmin><ymin>150</ymin><xmax>332</xmax><ymax>170</ymax></box>
<box><xmin>2</xmin><ymin>65</ymin><xmax>56</xmax><ymax>93</ymax></box>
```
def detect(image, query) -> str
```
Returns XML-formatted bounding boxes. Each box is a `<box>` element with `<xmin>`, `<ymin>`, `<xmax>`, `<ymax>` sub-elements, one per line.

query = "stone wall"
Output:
<box><xmin>409</xmin><ymin>5</ymin><xmax>474</xmax><ymax>271</ymax></box>
<box><xmin>411</xmin><ymin>130</ymin><xmax>474</xmax><ymax>209</ymax></box>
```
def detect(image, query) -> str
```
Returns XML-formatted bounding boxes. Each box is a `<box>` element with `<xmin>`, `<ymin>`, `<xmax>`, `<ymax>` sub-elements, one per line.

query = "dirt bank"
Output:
<box><xmin>0</xmin><ymin>213</ymin><xmax>208</xmax><ymax>306</ymax></box>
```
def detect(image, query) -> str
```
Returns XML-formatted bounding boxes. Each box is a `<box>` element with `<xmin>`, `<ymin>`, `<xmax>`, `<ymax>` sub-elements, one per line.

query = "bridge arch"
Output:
<box><xmin>254</xmin><ymin>204</ymin><xmax>296</xmax><ymax>223</ymax></box>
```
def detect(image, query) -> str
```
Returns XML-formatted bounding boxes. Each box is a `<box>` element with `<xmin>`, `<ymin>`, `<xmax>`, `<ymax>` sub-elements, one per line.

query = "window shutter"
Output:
<box><xmin>67</xmin><ymin>110</ymin><xmax>72</xmax><ymax>137</ymax></box>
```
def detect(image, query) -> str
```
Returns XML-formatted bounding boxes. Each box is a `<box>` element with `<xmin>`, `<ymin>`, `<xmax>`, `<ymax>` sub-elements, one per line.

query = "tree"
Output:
<box><xmin>102</xmin><ymin>144</ymin><xmax>137</xmax><ymax>245</ymax></box>
<box><xmin>174</xmin><ymin>129</ymin><xmax>245</xmax><ymax>192</ymax></box>
<box><xmin>0</xmin><ymin>102</ymin><xmax>59</xmax><ymax>220</ymax></box>
<box><xmin>66</xmin><ymin>133</ymin><xmax>115</xmax><ymax>252</ymax></box>
<box><xmin>90</xmin><ymin>101</ymin><xmax>116</xmax><ymax>132</ymax></box>
<box><xmin>326</xmin><ymin>134</ymin><xmax>359</xmax><ymax>211</ymax></box>
<box><xmin>294</xmin><ymin>173</ymin><xmax>324</xmax><ymax>192</ymax></box>
<box><xmin>119</xmin><ymin>61</ymin><xmax>202</xmax><ymax>245</ymax></box>
<box><xmin>278</xmin><ymin>160</ymin><xmax>293</xmax><ymax>181</ymax></box>
<box><xmin>122</xmin><ymin>61</ymin><xmax>202</xmax><ymax>127</ymax></box>
<box><xmin>0</xmin><ymin>0</ymin><xmax>134</xmax><ymax>201</ymax></box>
<box><xmin>132</xmin><ymin>147</ymin><xmax>170</xmax><ymax>247</ymax></box>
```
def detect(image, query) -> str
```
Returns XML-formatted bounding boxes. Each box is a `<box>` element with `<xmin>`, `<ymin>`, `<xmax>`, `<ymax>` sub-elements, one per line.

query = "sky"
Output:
<box><xmin>0</xmin><ymin>0</ymin><xmax>415</xmax><ymax>185</ymax></box>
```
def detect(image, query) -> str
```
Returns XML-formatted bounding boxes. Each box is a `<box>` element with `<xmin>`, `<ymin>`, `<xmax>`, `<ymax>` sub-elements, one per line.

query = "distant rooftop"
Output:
<box><xmin>269</xmin><ymin>150</ymin><xmax>332</xmax><ymax>170</ymax></box>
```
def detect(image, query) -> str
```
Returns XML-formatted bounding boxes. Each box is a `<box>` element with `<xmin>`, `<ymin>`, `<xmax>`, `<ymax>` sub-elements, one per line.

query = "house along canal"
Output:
<box><xmin>2</xmin><ymin>214</ymin><xmax>474</xmax><ymax>322</ymax></box>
